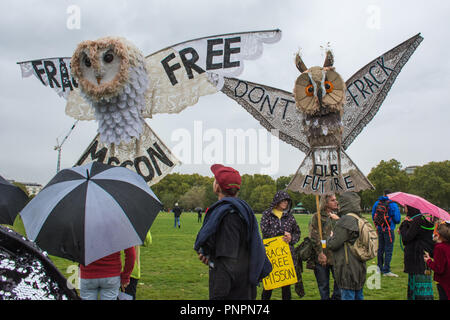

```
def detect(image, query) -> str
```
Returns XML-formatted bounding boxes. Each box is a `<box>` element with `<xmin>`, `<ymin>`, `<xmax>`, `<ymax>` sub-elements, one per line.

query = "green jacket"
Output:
<box><xmin>309</xmin><ymin>212</ymin><xmax>337</xmax><ymax>266</ymax></box>
<box><xmin>121</xmin><ymin>231</ymin><xmax>152</xmax><ymax>280</ymax></box>
<box><xmin>327</xmin><ymin>192</ymin><xmax>366</xmax><ymax>291</ymax></box>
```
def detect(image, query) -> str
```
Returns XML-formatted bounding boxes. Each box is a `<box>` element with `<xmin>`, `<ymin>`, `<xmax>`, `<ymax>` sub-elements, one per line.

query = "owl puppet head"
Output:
<box><xmin>70</xmin><ymin>37</ymin><xmax>150</xmax><ymax>145</ymax></box>
<box><xmin>293</xmin><ymin>50</ymin><xmax>345</xmax><ymax>116</ymax></box>
<box><xmin>70</xmin><ymin>36</ymin><xmax>146</xmax><ymax>102</ymax></box>
<box><xmin>293</xmin><ymin>50</ymin><xmax>346</xmax><ymax>147</ymax></box>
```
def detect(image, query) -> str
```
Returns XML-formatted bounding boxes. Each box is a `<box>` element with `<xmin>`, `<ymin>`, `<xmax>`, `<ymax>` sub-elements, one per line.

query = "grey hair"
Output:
<box><xmin>319</xmin><ymin>194</ymin><xmax>336</xmax><ymax>212</ymax></box>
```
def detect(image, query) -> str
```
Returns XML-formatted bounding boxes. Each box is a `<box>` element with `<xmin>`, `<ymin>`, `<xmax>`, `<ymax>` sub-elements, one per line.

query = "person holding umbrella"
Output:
<box><xmin>19</xmin><ymin>162</ymin><xmax>163</xmax><ymax>299</ymax></box>
<box><xmin>80</xmin><ymin>246</ymin><xmax>136</xmax><ymax>300</ymax></box>
<box><xmin>399</xmin><ymin>205</ymin><xmax>435</xmax><ymax>300</ymax></box>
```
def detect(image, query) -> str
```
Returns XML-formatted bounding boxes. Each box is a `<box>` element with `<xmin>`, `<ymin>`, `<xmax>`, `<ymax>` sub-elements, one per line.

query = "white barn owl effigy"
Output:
<box><xmin>70</xmin><ymin>37</ymin><xmax>150</xmax><ymax>145</ymax></box>
<box><xmin>18</xmin><ymin>30</ymin><xmax>281</xmax><ymax>185</ymax></box>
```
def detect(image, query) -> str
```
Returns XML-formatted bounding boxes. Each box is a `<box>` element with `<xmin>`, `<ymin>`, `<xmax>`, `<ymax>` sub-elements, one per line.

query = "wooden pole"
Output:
<box><xmin>316</xmin><ymin>194</ymin><xmax>325</xmax><ymax>248</ymax></box>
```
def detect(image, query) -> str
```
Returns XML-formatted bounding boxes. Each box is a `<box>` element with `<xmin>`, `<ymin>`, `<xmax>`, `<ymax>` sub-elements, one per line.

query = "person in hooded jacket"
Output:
<box><xmin>309</xmin><ymin>194</ymin><xmax>341</xmax><ymax>300</ymax></box>
<box><xmin>399</xmin><ymin>205</ymin><xmax>435</xmax><ymax>300</ymax></box>
<box><xmin>327</xmin><ymin>192</ymin><xmax>366</xmax><ymax>300</ymax></box>
<box><xmin>260</xmin><ymin>190</ymin><xmax>301</xmax><ymax>300</ymax></box>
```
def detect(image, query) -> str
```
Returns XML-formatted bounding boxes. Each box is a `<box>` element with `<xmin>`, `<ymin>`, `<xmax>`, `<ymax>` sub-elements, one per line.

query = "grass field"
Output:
<box><xmin>11</xmin><ymin>212</ymin><xmax>439</xmax><ymax>300</ymax></box>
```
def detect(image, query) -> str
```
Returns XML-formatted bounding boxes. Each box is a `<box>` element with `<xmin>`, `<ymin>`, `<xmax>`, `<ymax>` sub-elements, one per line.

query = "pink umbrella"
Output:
<box><xmin>387</xmin><ymin>192</ymin><xmax>450</xmax><ymax>221</ymax></box>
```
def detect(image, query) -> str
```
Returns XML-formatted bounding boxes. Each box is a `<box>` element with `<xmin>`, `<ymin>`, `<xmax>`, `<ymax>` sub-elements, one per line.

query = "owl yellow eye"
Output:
<box><xmin>305</xmin><ymin>84</ymin><xmax>314</xmax><ymax>97</ymax></box>
<box><xmin>324</xmin><ymin>81</ymin><xmax>334</xmax><ymax>93</ymax></box>
<box><xmin>103</xmin><ymin>53</ymin><xmax>114</xmax><ymax>63</ymax></box>
<box><xmin>83</xmin><ymin>56</ymin><xmax>91</xmax><ymax>68</ymax></box>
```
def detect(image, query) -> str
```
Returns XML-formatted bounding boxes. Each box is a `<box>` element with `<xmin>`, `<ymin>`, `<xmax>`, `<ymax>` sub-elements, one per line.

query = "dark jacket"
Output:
<box><xmin>173</xmin><ymin>206</ymin><xmax>182</xmax><ymax>217</ymax></box>
<box><xmin>327</xmin><ymin>192</ymin><xmax>366</xmax><ymax>291</ymax></box>
<box><xmin>260</xmin><ymin>191</ymin><xmax>301</xmax><ymax>256</ymax></box>
<box><xmin>194</xmin><ymin>197</ymin><xmax>272</xmax><ymax>288</ymax></box>
<box><xmin>399</xmin><ymin>214</ymin><xmax>435</xmax><ymax>274</ymax></box>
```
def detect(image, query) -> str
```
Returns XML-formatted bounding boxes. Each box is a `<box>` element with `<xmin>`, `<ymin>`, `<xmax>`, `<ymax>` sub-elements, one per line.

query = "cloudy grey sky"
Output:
<box><xmin>0</xmin><ymin>0</ymin><xmax>449</xmax><ymax>186</ymax></box>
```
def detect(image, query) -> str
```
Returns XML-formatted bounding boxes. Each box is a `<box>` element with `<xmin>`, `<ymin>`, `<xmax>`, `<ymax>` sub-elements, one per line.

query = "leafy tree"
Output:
<box><xmin>409</xmin><ymin>161</ymin><xmax>450</xmax><ymax>209</ymax></box>
<box><xmin>240</xmin><ymin>174</ymin><xmax>275</xmax><ymax>204</ymax></box>
<box><xmin>179</xmin><ymin>186</ymin><xmax>207</xmax><ymax>211</ymax></box>
<box><xmin>159</xmin><ymin>193</ymin><xmax>178</xmax><ymax>211</ymax></box>
<box><xmin>275</xmin><ymin>176</ymin><xmax>291</xmax><ymax>191</ymax></box>
<box><xmin>247</xmin><ymin>184</ymin><xmax>276</xmax><ymax>213</ymax></box>
<box><xmin>152</xmin><ymin>159</ymin><xmax>449</xmax><ymax>215</ymax></box>
<box><xmin>360</xmin><ymin>159</ymin><xmax>410</xmax><ymax>211</ymax></box>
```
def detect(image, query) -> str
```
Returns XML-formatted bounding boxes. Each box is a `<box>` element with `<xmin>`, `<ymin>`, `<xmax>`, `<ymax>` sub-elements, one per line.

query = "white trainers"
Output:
<box><xmin>383</xmin><ymin>272</ymin><xmax>399</xmax><ymax>277</ymax></box>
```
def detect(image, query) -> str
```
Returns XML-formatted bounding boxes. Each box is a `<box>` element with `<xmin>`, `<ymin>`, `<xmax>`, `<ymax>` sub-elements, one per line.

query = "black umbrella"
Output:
<box><xmin>20</xmin><ymin>162</ymin><xmax>162</xmax><ymax>266</ymax></box>
<box><xmin>0</xmin><ymin>175</ymin><xmax>29</xmax><ymax>225</ymax></box>
<box><xmin>0</xmin><ymin>225</ymin><xmax>79</xmax><ymax>300</ymax></box>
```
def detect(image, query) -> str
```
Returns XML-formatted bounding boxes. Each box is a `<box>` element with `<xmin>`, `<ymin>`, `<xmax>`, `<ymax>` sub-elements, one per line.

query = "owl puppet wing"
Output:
<box><xmin>17</xmin><ymin>29</ymin><xmax>281</xmax><ymax>186</ymax></box>
<box><xmin>220</xmin><ymin>33</ymin><xmax>423</xmax><ymax>195</ymax></box>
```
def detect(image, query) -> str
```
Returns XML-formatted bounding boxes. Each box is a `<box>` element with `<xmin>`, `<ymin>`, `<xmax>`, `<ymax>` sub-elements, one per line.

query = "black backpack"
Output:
<box><xmin>373</xmin><ymin>200</ymin><xmax>391</xmax><ymax>230</ymax></box>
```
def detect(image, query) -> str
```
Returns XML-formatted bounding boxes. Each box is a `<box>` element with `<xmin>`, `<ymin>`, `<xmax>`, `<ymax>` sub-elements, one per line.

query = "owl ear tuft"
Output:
<box><xmin>295</xmin><ymin>52</ymin><xmax>308</xmax><ymax>73</ymax></box>
<box><xmin>323</xmin><ymin>50</ymin><xmax>334</xmax><ymax>68</ymax></box>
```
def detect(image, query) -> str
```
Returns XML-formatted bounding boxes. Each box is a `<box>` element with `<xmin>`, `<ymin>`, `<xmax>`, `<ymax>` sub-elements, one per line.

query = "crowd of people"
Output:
<box><xmin>79</xmin><ymin>164</ymin><xmax>450</xmax><ymax>301</ymax></box>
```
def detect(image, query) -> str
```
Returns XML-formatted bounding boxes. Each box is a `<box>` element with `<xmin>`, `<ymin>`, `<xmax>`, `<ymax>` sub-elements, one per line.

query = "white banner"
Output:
<box><xmin>75</xmin><ymin>122</ymin><xmax>180</xmax><ymax>186</ymax></box>
<box><xmin>17</xmin><ymin>29</ymin><xmax>282</xmax><ymax>101</ymax></box>
<box><xmin>287</xmin><ymin>147</ymin><xmax>374</xmax><ymax>195</ymax></box>
<box><xmin>18</xmin><ymin>57</ymin><xmax>76</xmax><ymax>99</ymax></box>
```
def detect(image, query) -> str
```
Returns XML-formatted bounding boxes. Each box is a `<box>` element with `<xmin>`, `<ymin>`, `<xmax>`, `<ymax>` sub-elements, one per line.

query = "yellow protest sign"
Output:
<box><xmin>262</xmin><ymin>236</ymin><xmax>298</xmax><ymax>290</ymax></box>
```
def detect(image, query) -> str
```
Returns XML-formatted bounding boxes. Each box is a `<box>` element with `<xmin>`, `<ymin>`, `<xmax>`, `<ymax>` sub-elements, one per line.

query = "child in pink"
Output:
<box><xmin>424</xmin><ymin>222</ymin><xmax>450</xmax><ymax>300</ymax></box>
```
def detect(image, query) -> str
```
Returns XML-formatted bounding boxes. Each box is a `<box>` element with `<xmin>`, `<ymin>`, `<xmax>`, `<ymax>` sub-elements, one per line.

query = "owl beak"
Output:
<box><xmin>96</xmin><ymin>76</ymin><xmax>102</xmax><ymax>85</ymax></box>
<box><xmin>316</xmin><ymin>88</ymin><xmax>323</xmax><ymax>108</ymax></box>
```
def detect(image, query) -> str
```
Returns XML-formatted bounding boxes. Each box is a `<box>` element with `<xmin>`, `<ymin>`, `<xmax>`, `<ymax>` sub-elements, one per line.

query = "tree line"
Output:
<box><xmin>152</xmin><ymin>159</ymin><xmax>449</xmax><ymax>214</ymax></box>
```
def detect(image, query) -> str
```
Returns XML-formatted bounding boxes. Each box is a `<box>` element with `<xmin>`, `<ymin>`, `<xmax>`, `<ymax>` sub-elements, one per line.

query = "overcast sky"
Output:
<box><xmin>0</xmin><ymin>0</ymin><xmax>449</xmax><ymax>186</ymax></box>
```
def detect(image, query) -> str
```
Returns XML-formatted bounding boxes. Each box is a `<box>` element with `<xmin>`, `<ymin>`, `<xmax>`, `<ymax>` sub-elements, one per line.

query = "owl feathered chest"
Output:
<box><xmin>303</xmin><ymin>109</ymin><xmax>343</xmax><ymax>147</ymax></box>
<box><xmin>82</xmin><ymin>64</ymin><xmax>150</xmax><ymax>145</ymax></box>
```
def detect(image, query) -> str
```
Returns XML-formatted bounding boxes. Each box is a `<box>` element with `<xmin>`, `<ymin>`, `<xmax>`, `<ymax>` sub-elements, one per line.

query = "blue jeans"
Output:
<box><xmin>314</xmin><ymin>264</ymin><xmax>341</xmax><ymax>300</ymax></box>
<box><xmin>341</xmin><ymin>288</ymin><xmax>364</xmax><ymax>300</ymax></box>
<box><xmin>174</xmin><ymin>216</ymin><xmax>180</xmax><ymax>228</ymax></box>
<box><xmin>377</xmin><ymin>229</ymin><xmax>395</xmax><ymax>273</ymax></box>
<box><xmin>80</xmin><ymin>276</ymin><xmax>120</xmax><ymax>300</ymax></box>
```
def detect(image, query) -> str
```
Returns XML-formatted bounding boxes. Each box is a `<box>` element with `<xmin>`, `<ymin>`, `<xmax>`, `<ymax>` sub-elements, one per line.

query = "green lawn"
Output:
<box><xmin>10</xmin><ymin>212</ymin><xmax>439</xmax><ymax>300</ymax></box>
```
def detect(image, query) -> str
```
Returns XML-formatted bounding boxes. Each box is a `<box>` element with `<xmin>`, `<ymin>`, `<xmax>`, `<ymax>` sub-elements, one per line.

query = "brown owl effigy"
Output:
<box><xmin>220</xmin><ymin>33</ymin><xmax>423</xmax><ymax>195</ymax></box>
<box><xmin>288</xmin><ymin>49</ymin><xmax>373</xmax><ymax>194</ymax></box>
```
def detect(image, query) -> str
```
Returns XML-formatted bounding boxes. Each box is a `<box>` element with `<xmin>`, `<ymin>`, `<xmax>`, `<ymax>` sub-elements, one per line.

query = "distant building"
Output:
<box><xmin>404</xmin><ymin>165</ymin><xmax>419</xmax><ymax>175</ymax></box>
<box><xmin>8</xmin><ymin>180</ymin><xmax>43</xmax><ymax>196</ymax></box>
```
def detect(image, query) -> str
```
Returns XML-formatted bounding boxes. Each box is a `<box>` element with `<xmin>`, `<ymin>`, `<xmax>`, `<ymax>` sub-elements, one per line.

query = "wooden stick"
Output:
<box><xmin>316</xmin><ymin>194</ymin><xmax>325</xmax><ymax>248</ymax></box>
